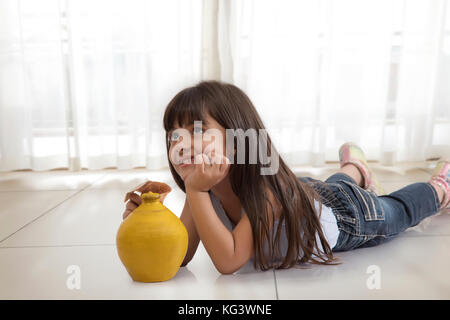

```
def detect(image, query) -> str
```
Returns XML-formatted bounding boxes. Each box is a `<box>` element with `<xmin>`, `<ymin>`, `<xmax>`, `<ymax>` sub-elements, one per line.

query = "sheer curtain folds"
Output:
<box><xmin>0</xmin><ymin>0</ymin><xmax>449</xmax><ymax>172</ymax></box>
<box><xmin>218</xmin><ymin>0</ymin><xmax>450</xmax><ymax>166</ymax></box>
<box><xmin>0</xmin><ymin>0</ymin><xmax>203</xmax><ymax>171</ymax></box>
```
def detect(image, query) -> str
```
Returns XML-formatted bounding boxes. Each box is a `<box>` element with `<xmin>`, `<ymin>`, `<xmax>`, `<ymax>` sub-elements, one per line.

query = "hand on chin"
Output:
<box><xmin>178</xmin><ymin>165</ymin><xmax>194</xmax><ymax>181</ymax></box>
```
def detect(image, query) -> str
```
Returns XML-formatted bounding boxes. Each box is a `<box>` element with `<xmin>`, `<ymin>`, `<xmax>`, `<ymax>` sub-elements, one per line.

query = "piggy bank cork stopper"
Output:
<box><xmin>142</xmin><ymin>191</ymin><xmax>160</xmax><ymax>203</ymax></box>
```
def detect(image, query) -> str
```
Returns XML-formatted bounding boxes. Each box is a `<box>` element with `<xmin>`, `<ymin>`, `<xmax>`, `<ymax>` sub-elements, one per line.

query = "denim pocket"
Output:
<box><xmin>340</xmin><ymin>180</ymin><xmax>385</xmax><ymax>221</ymax></box>
<box><xmin>320</xmin><ymin>182</ymin><xmax>361</xmax><ymax>236</ymax></box>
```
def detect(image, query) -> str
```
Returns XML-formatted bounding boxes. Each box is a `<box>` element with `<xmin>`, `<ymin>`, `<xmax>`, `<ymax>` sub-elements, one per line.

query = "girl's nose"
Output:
<box><xmin>180</xmin><ymin>146</ymin><xmax>191</xmax><ymax>157</ymax></box>
<box><xmin>172</xmin><ymin>135</ymin><xmax>204</xmax><ymax>157</ymax></box>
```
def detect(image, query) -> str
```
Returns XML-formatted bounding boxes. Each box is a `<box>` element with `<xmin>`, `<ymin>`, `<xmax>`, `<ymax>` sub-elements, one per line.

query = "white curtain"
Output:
<box><xmin>0</xmin><ymin>0</ymin><xmax>204</xmax><ymax>171</ymax></box>
<box><xmin>218</xmin><ymin>0</ymin><xmax>450</xmax><ymax>166</ymax></box>
<box><xmin>0</xmin><ymin>0</ymin><xmax>449</xmax><ymax>172</ymax></box>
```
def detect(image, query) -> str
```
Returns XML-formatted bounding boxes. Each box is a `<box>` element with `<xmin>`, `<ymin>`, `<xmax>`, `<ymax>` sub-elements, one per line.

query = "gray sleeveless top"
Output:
<box><xmin>208</xmin><ymin>191</ymin><xmax>339</xmax><ymax>265</ymax></box>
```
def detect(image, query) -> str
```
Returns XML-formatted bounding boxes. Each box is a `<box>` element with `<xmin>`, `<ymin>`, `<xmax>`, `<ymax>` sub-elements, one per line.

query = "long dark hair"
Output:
<box><xmin>163</xmin><ymin>80</ymin><xmax>340</xmax><ymax>270</ymax></box>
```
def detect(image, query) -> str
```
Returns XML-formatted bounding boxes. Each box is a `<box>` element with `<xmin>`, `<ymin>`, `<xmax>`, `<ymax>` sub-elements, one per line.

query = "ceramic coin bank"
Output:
<box><xmin>116</xmin><ymin>190</ymin><xmax>188</xmax><ymax>282</ymax></box>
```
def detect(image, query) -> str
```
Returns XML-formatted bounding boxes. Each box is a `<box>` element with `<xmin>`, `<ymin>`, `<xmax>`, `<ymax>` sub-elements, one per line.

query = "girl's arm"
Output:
<box><xmin>186</xmin><ymin>189</ymin><xmax>254</xmax><ymax>274</ymax></box>
<box><xmin>179</xmin><ymin>198</ymin><xmax>200</xmax><ymax>266</ymax></box>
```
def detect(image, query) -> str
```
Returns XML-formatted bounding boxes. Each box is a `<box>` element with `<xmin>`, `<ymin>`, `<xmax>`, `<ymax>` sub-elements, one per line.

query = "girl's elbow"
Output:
<box><xmin>217</xmin><ymin>255</ymin><xmax>249</xmax><ymax>274</ymax></box>
<box><xmin>219</xmin><ymin>268</ymin><xmax>235</xmax><ymax>275</ymax></box>
<box><xmin>217</xmin><ymin>263</ymin><xmax>238</xmax><ymax>275</ymax></box>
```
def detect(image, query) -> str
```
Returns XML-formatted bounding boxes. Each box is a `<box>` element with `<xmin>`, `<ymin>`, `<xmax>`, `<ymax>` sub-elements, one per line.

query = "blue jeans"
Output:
<box><xmin>298</xmin><ymin>173</ymin><xmax>441</xmax><ymax>251</ymax></box>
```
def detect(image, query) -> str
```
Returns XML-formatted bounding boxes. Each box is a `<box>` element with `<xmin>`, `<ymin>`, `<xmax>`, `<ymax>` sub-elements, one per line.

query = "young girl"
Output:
<box><xmin>123</xmin><ymin>80</ymin><xmax>450</xmax><ymax>274</ymax></box>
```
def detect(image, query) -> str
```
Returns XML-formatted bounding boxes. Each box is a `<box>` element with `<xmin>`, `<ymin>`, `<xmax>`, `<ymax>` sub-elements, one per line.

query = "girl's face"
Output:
<box><xmin>168</xmin><ymin>112</ymin><xmax>228</xmax><ymax>181</ymax></box>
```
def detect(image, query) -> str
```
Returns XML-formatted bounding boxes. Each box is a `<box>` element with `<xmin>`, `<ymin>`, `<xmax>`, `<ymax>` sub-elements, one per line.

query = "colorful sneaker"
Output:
<box><xmin>338</xmin><ymin>142</ymin><xmax>386</xmax><ymax>196</ymax></box>
<box><xmin>428</xmin><ymin>160</ymin><xmax>450</xmax><ymax>211</ymax></box>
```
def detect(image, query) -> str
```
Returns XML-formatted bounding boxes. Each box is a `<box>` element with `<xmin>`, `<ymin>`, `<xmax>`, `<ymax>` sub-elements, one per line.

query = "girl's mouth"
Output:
<box><xmin>179</xmin><ymin>156</ymin><xmax>195</xmax><ymax>167</ymax></box>
<box><xmin>180</xmin><ymin>163</ymin><xmax>193</xmax><ymax>168</ymax></box>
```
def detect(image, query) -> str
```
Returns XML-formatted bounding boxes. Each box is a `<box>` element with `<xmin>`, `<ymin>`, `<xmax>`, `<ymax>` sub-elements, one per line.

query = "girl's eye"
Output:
<box><xmin>169</xmin><ymin>127</ymin><xmax>203</xmax><ymax>143</ymax></box>
<box><xmin>170</xmin><ymin>132</ymin><xmax>180</xmax><ymax>141</ymax></box>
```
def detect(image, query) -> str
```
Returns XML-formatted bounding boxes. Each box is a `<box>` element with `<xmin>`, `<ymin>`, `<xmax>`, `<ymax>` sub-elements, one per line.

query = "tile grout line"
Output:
<box><xmin>0</xmin><ymin>172</ymin><xmax>109</xmax><ymax>244</ymax></box>
<box><xmin>273</xmin><ymin>269</ymin><xmax>279</xmax><ymax>300</ymax></box>
<box><xmin>0</xmin><ymin>243</ymin><xmax>116</xmax><ymax>249</ymax></box>
<box><xmin>398</xmin><ymin>234</ymin><xmax>450</xmax><ymax>238</ymax></box>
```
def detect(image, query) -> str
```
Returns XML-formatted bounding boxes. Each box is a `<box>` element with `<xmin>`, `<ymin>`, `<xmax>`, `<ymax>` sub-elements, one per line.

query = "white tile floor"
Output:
<box><xmin>0</xmin><ymin>161</ymin><xmax>449</xmax><ymax>299</ymax></box>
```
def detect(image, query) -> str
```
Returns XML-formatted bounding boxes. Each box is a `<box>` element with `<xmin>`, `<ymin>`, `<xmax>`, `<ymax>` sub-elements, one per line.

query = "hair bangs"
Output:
<box><xmin>163</xmin><ymin>87</ymin><xmax>209</xmax><ymax>134</ymax></box>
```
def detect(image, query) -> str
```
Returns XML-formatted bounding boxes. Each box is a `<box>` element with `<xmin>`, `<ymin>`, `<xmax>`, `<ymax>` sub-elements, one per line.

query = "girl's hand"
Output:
<box><xmin>122</xmin><ymin>181</ymin><xmax>171</xmax><ymax>219</ymax></box>
<box><xmin>184</xmin><ymin>147</ymin><xmax>231</xmax><ymax>193</ymax></box>
<box><xmin>123</xmin><ymin>192</ymin><xmax>142</xmax><ymax>220</ymax></box>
